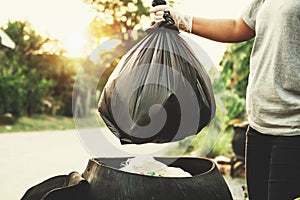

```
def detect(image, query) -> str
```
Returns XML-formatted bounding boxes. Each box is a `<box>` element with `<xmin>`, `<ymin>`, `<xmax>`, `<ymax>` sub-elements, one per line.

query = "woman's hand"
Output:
<box><xmin>150</xmin><ymin>5</ymin><xmax>193</xmax><ymax>33</ymax></box>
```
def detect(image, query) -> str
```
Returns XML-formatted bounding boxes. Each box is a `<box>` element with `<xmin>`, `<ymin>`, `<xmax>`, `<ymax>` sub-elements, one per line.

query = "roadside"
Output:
<box><xmin>0</xmin><ymin>115</ymin><xmax>76</xmax><ymax>133</ymax></box>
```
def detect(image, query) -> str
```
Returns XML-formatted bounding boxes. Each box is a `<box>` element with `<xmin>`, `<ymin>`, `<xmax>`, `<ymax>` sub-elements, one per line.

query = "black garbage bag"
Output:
<box><xmin>98</xmin><ymin>6</ymin><xmax>215</xmax><ymax>145</ymax></box>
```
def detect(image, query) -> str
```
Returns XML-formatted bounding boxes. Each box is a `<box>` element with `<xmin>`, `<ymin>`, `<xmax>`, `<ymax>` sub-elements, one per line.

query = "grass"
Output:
<box><xmin>0</xmin><ymin>114</ymin><xmax>105</xmax><ymax>133</ymax></box>
<box><xmin>0</xmin><ymin>115</ymin><xmax>75</xmax><ymax>133</ymax></box>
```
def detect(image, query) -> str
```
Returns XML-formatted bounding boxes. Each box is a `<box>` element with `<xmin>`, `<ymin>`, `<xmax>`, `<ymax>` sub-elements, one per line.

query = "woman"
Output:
<box><xmin>151</xmin><ymin>0</ymin><xmax>300</xmax><ymax>199</ymax></box>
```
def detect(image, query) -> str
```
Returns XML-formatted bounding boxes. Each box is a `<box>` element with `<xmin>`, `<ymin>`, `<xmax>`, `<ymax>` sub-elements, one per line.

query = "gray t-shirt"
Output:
<box><xmin>242</xmin><ymin>0</ymin><xmax>300</xmax><ymax>136</ymax></box>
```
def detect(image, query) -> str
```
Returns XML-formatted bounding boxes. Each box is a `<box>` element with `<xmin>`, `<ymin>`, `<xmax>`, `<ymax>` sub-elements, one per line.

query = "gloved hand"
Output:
<box><xmin>150</xmin><ymin>5</ymin><xmax>193</xmax><ymax>33</ymax></box>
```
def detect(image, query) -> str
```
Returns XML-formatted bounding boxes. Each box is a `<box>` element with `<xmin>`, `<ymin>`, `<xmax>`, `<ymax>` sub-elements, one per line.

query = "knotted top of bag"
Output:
<box><xmin>147</xmin><ymin>0</ymin><xmax>179</xmax><ymax>33</ymax></box>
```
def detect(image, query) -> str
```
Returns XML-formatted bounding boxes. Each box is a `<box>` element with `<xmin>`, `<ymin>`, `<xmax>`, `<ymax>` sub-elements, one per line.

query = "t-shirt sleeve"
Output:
<box><xmin>241</xmin><ymin>0</ymin><xmax>264</xmax><ymax>30</ymax></box>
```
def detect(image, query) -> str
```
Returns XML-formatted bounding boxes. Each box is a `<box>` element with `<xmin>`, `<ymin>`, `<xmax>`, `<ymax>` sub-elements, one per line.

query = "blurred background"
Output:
<box><xmin>0</xmin><ymin>0</ymin><xmax>253</xmax><ymax>199</ymax></box>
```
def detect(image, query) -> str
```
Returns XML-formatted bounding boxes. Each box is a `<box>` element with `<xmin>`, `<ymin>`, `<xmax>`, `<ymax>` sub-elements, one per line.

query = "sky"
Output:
<box><xmin>0</xmin><ymin>0</ymin><xmax>96</xmax><ymax>57</ymax></box>
<box><xmin>0</xmin><ymin>0</ymin><xmax>249</xmax><ymax>62</ymax></box>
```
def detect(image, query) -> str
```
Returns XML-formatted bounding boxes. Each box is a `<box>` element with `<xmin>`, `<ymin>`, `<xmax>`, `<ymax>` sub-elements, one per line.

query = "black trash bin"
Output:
<box><xmin>83</xmin><ymin>157</ymin><xmax>233</xmax><ymax>200</ymax></box>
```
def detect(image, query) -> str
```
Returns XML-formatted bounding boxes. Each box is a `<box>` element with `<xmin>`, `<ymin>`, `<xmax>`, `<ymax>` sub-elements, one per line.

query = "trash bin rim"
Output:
<box><xmin>89</xmin><ymin>157</ymin><xmax>216</xmax><ymax>179</ymax></box>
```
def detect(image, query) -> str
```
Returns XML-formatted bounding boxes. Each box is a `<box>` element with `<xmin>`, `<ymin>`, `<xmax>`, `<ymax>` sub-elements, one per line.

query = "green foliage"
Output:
<box><xmin>0</xmin><ymin>114</ymin><xmax>106</xmax><ymax>133</ymax></box>
<box><xmin>0</xmin><ymin>21</ymin><xmax>50</xmax><ymax>116</ymax></box>
<box><xmin>0</xmin><ymin>115</ymin><xmax>75</xmax><ymax>133</ymax></box>
<box><xmin>32</xmin><ymin>54</ymin><xmax>80</xmax><ymax>116</ymax></box>
<box><xmin>220</xmin><ymin>39</ymin><xmax>254</xmax><ymax>125</ymax></box>
<box><xmin>0</xmin><ymin>21</ymin><xmax>80</xmax><ymax>117</ymax></box>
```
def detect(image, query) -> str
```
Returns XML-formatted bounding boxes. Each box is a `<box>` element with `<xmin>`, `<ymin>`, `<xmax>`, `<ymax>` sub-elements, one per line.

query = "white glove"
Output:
<box><xmin>150</xmin><ymin>5</ymin><xmax>193</xmax><ymax>33</ymax></box>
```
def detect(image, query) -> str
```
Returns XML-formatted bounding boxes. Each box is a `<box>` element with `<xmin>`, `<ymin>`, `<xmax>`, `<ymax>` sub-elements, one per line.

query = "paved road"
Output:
<box><xmin>0</xmin><ymin>129</ymin><xmax>90</xmax><ymax>199</ymax></box>
<box><xmin>0</xmin><ymin>128</ymin><xmax>245</xmax><ymax>200</ymax></box>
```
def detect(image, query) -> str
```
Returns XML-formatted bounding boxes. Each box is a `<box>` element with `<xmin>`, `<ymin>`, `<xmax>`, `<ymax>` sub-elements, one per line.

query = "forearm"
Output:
<box><xmin>150</xmin><ymin>5</ymin><xmax>255</xmax><ymax>42</ymax></box>
<box><xmin>191</xmin><ymin>17</ymin><xmax>255</xmax><ymax>43</ymax></box>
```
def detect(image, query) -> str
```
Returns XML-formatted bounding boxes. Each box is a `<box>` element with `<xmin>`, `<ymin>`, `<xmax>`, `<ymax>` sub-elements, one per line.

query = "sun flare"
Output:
<box><xmin>62</xmin><ymin>31</ymin><xmax>89</xmax><ymax>58</ymax></box>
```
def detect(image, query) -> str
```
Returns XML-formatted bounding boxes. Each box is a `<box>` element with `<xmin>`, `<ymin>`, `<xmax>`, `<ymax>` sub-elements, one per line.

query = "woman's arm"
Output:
<box><xmin>191</xmin><ymin>17</ymin><xmax>255</xmax><ymax>43</ymax></box>
<box><xmin>151</xmin><ymin>5</ymin><xmax>256</xmax><ymax>43</ymax></box>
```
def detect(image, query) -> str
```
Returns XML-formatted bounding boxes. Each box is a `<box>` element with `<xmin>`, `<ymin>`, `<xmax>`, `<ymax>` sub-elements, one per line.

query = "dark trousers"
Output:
<box><xmin>246</xmin><ymin>126</ymin><xmax>300</xmax><ymax>200</ymax></box>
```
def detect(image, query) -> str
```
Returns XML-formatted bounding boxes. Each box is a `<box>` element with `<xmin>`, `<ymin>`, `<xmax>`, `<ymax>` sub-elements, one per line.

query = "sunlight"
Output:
<box><xmin>0</xmin><ymin>0</ymin><xmax>95</xmax><ymax>57</ymax></box>
<box><xmin>62</xmin><ymin>32</ymin><xmax>89</xmax><ymax>58</ymax></box>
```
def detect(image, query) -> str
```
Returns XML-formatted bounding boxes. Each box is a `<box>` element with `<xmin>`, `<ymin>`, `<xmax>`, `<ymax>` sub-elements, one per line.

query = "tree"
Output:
<box><xmin>85</xmin><ymin>0</ymin><xmax>150</xmax><ymax>41</ymax></box>
<box><xmin>0</xmin><ymin>21</ymin><xmax>52</xmax><ymax>116</ymax></box>
<box><xmin>32</xmin><ymin>54</ymin><xmax>79</xmax><ymax>116</ymax></box>
<box><xmin>0</xmin><ymin>21</ymin><xmax>79</xmax><ymax>117</ymax></box>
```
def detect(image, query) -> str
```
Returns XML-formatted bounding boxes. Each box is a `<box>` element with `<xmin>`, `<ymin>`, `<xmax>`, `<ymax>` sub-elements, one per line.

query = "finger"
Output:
<box><xmin>150</xmin><ymin>5</ymin><xmax>170</xmax><ymax>13</ymax></box>
<box><xmin>155</xmin><ymin>11</ymin><xmax>164</xmax><ymax>16</ymax></box>
<box><xmin>154</xmin><ymin>15</ymin><xmax>164</xmax><ymax>21</ymax></box>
